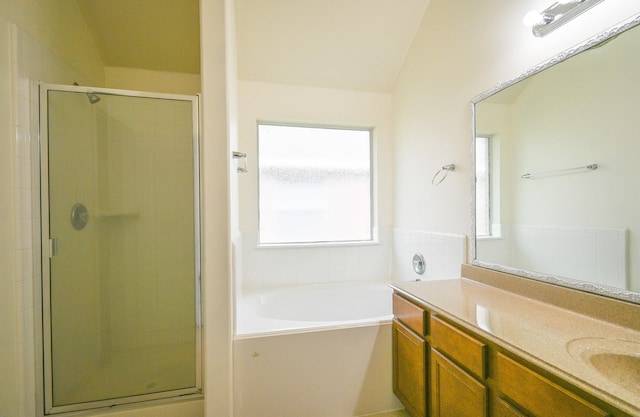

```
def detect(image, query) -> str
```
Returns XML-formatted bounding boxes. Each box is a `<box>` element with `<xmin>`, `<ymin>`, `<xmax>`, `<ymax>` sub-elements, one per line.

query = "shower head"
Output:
<box><xmin>73</xmin><ymin>82</ymin><xmax>101</xmax><ymax>104</ymax></box>
<box><xmin>87</xmin><ymin>92</ymin><xmax>101</xmax><ymax>104</ymax></box>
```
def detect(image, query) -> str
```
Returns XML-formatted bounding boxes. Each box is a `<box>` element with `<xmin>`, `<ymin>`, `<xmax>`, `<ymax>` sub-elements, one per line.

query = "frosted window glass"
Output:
<box><xmin>258</xmin><ymin>124</ymin><xmax>372</xmax><ymax>244</ymax></box>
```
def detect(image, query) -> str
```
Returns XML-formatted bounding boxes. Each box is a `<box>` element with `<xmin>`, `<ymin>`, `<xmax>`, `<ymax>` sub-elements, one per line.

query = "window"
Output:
<box><xmin>475</xmin><ymin>136</ymin><xmax>491</xmax><ymax>237</ymax></box>
<box><xmin>258</xmin><ymin>123</ymin><xmax>373</xmax><ymax>245</ymax></box>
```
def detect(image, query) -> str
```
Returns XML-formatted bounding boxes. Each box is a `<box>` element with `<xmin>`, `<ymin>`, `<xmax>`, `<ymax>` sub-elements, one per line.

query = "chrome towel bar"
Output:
<box><xmin>521</xmin><ymin>163</ymin><xmax>598</xmax><ymax>179</ymax></box>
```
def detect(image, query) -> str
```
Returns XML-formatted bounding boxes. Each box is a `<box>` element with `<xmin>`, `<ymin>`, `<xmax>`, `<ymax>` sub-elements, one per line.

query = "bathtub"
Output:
<box><xmin>233</xmin><ymin>281</ymin><xmax>402</xmax><ymax>417</ymax></box>
<box><xmin>235</xmin><ymin>281</ymin><xmax>394</xmax><ymax>336</ymax></box>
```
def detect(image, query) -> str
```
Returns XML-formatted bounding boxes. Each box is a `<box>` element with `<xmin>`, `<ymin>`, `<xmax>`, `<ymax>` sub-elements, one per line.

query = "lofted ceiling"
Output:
<box><xmin>76</xmin><ymin>0</ymin><xmax>201</xmax><ymax>74</ymax></box>
<box><xmin>235</xmin><ymin>0</ymin><xmax>430</xmax><ymax>92</ymax></box>
<box><xmin>77</xmin><ymin>0</ymin><xmax>430</xmax><ymax>92</ymax></box>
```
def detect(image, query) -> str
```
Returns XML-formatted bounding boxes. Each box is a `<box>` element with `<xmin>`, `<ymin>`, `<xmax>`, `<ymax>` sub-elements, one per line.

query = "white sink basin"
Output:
<box><xmin>566</xmin><ymin>337</ymin><xmax>640</xmax><ymax>395</ymax></box>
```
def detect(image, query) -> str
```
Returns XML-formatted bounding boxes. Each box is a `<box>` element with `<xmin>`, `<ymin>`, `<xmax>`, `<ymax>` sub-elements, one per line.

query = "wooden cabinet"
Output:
<box><xmin>430</xmin><ymin>316</ymin><xmax>486</xmax><ymax>379</ymax></box>
<box><xmin>431</xmin><ymin>349</ymin><xmax>487</xmax><ymax>417</ymax></box>
<box><xmin>496</xmin><ymin>353</ymin><xmax>609</xmax><ymax>417</ymax></box>
<box><xmin>393</xmin><ymin>294</ymin><xmax>427</xmax><ymax>336</ymax></box>
<box><xmin>430</xmin><ymin>315</ymin><xmax>488</xmax><ymax>417</ymax></box>
<box><xmin>393</xmin><ymin>321</ymin><xmax>427</xmax><ymax>417</ymax></box>
<box><xmin>392</xmin><ymin>294</ymin><xmax>428</xmax><ymax>417</ymax></box>
<box><xmin>392</xmin><ymin>290</ymin><xmax>627</xmax><ymax>417</ymax></box>
<box><xmin>494</xmin><ymin>398</ymin><xmax>527</xmax><ymax>417</ymax></box>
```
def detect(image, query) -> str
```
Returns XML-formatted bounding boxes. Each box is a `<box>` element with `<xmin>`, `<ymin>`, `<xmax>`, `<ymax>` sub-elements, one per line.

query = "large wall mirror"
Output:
<box><xmin>471</xmin><ymin>13</ymin><xmax>640</xmax><ymax>304</ymax></box>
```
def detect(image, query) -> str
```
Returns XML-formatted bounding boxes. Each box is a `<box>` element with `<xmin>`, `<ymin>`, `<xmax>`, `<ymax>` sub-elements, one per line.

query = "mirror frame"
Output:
<box><xmin>470</xmin><ymin>12</ymin><xmax>640</xmax><ymax>304</ymax></box>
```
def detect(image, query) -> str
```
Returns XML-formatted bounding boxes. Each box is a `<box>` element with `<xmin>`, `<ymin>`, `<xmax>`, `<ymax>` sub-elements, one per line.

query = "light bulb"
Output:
<box><xmin>522</xmin><ymin>10</ymin><xmax>544</xmax><ymax>27</ymax></box>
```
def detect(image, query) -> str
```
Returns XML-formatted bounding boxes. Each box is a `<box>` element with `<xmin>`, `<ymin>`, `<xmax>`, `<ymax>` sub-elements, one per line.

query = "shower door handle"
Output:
<box><xmin>49</xmin><ymin>238</ymin><xmax>59</xmax><ymax>258</ymax></box>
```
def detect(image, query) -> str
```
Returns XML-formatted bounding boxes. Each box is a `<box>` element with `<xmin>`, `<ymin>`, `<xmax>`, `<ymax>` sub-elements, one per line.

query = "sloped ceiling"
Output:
<box><xmin>77</xmin><ymin>0</ymin><xmax>430</xmax><ymax>91</ymax></box>
<box><xmin>77</xmin><ymin>0</ymin><xmax>201</xmax><ymax>74</ymax></box>
<box><xmin>235</xmin><ymin>0</ymin><xmax>430</xmax><ymax>92</ymax></box>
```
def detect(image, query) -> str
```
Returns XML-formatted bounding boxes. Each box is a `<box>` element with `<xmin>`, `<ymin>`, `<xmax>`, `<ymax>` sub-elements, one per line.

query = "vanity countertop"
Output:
<box><xmin>390</xmin><ymin>278</ymin><xmax>640</xmax><ymax>416</ymax></box>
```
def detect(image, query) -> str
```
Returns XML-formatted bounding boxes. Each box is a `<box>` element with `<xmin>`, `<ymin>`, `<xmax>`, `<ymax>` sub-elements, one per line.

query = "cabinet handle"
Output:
<box><xmin>50</xmin><ymin>238</ymin><xmax>58</xmax><ymax>258</ymax></box>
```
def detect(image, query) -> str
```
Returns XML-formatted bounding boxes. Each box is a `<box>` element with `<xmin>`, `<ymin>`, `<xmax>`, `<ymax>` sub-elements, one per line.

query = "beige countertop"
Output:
<box><xmin>390</xmin><ymin>278</ymin><xmax>640</xmax><ymax>416</ymax></box>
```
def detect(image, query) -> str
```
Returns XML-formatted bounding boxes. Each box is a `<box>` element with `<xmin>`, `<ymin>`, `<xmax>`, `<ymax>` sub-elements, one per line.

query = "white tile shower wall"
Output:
<box><xmin>506</xmin><ymin>224</ymin><xmax>628</xmax><ymax>289</ymax></box>
<box><xmin>11</xmin><ymin>25</ymin><xmax>89</xmax><ymax>417</ymax></box>
<box><xmin>392</xmin><ymin>229</ymin><xmax>467</xmax><ymax>281</ymax></box>
<box><xmin>240</xmin><ymin>229</ymin><xmax>393</xmax><ymax>289</ymax></box>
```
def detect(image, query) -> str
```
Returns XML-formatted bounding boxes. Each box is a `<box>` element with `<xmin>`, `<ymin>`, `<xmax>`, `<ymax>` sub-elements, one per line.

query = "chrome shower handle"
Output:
<box><xmin>70</xmin><ymin>203</ymin><xmax>89</xmax><ymax>230</ymax></box>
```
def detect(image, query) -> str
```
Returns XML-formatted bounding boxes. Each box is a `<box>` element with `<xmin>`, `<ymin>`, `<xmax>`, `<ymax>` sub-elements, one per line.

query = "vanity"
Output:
<box><xmin>391</xmin><ymin>265</ymin><xmax>640</xmax><ymax>417</ymax></box>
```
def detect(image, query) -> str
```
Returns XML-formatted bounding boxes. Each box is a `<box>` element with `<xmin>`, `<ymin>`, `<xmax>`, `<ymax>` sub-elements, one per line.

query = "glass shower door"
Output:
<box><xmin>41</xmin><ymin>84</ymin><xmax>201</xmax><ymax>414</ymax></box>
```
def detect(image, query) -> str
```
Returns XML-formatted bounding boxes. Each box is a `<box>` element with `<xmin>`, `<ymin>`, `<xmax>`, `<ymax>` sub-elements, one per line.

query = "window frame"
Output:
<box><xmin>256</xmin><ymin>121</ymin><xmax>375</xmax><ymax>246</ymax></box>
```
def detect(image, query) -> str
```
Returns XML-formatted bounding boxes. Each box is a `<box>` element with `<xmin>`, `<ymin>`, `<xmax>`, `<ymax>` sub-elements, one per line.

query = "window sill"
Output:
<box><xmin>256</xmin><ymin>240</ymin><xmax>382</xmax><ymax>249</ymax></box>
<box><xmin>477</xmin><ymin>235</ymin><xmax>503</xmax><ymax>241</ymax></box>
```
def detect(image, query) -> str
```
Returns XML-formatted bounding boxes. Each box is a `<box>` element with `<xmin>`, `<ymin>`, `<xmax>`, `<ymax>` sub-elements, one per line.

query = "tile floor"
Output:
<box><xmin>363</xmin><ymin>410</ymin><xmax>410</xmax><ymax>417</ymax></box>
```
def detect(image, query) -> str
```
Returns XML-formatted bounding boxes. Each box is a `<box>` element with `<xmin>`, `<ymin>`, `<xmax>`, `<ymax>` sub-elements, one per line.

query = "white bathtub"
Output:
<box><xmin>233</xmin><ymin>282</ymin><xmax>401</xmax><ymax>417</ymax></box>
<box><xmin>235</xmin><ymin>281</ymin><xmax>394</xmax><ymax>336</ymax></box>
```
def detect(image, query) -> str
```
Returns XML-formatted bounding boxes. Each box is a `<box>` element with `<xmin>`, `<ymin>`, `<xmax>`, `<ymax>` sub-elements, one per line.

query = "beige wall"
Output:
<box><xmin>105</xmin><ymin>67</ymin><xmax>201</xmax><ymax>95</ymax></box>
<box><xmin>392</xmin><ymin>0</ymin><xmax>640</xmax><ymax>253</ymax></box>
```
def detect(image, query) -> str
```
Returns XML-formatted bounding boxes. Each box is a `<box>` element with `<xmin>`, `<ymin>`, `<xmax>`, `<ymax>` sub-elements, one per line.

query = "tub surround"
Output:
<box><xmin>391</xmin><ymin>265</ymin><xmax>640</xmax><ymax>416</ymax></box>
<box><xmin>238</xmin><ymin>230</ymin><xmax>393</xmax><ymax>289</ymax></box>
<box><xmin>392</xmin><ymin>229</ymin><xmax>466</xmax><ymax>281</ymax></box>
<box><xmin>236</xmin><ymin>228</ymin><xmax>466</xmax><ymax>291</ymax></box>
<box><xmin>476</xmin><ymin>225</ymin><xmax>628</xmax><ymax>290</ymax></box>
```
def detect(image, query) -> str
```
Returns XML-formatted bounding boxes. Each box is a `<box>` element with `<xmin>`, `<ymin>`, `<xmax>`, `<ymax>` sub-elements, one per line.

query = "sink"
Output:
<box><xmin>588</xmin><ymin>352</ymin><xmax>640</xmax><ymax>394</ymax></box>
<box><xmin>566</xmin><ymin>337</ymin><xmax>640</xmax><ymax>395</ymax></box>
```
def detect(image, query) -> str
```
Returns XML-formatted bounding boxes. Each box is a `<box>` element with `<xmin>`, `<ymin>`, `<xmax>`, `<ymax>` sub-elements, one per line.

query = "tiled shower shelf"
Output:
<box><xmin>97</xmin><ymin>209</ymin><xmax>140</xmax><ymax>218</ymax></box>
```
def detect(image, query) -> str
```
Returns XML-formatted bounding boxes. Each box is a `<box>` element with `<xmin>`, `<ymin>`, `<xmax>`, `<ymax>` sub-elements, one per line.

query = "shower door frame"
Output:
<box><xmin>39</xmin><ymin>83</ymin><xmax>203</xmax><ymax>415</ymax></box>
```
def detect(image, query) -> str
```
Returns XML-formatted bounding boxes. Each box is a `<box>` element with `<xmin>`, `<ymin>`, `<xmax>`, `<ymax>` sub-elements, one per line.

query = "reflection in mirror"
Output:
<box><xmin>471</xmin><ymin>13</ymin><xmax>640</xmax><ymax>304</ymax></box>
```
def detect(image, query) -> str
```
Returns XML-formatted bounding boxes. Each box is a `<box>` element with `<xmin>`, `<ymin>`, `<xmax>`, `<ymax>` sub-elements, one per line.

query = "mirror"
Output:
<box><xmin>471</xmin><ymin>13</ymin><xmax>640</xmax><ymax>304</ymax></box>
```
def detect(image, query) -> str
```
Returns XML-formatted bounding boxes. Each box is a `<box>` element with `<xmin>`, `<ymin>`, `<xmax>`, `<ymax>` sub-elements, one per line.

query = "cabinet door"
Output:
<box><xmin>431</xmin><ymin>349</ymin><xmax>487</xmax><ymax>417</ymax></box>
<box><xmin>393</xmin><ymin>320</ymin><xmax>427</xmax><ymax>417</ymax></box>
<box><xmin>494</xmin><ymin>398</ymin><xmax>527</xmax><ymax>417</ymax></box>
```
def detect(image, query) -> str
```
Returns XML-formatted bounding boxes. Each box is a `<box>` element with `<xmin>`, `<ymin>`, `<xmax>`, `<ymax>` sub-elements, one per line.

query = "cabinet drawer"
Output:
<box><xmin>430</xmin><ymin>315</ymin><xmax>486</xmax><ymax>379</ymax></box>
<box><xmin>393</xmin><ymin>294</ymin><xmax>427</xmax><ymax>336</ymax></box>
<box><xmin>496</xmin><ymin>353</ymin><xmax>609</xmax><ymax>417</ymax></box>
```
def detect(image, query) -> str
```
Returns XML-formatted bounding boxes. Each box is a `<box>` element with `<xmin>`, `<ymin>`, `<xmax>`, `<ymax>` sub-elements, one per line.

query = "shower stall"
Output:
<box><xmin>39</xmin><ymin>84</ymin><xmax>201</xmax><ymax>414</ymax></box>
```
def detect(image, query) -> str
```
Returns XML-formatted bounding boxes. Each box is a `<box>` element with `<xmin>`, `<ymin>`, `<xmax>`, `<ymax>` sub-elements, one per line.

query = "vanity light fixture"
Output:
<box><xmin>523</xmin><ymin>0</ymin><xmax>605</xmax><ymax>37</ymax></box>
